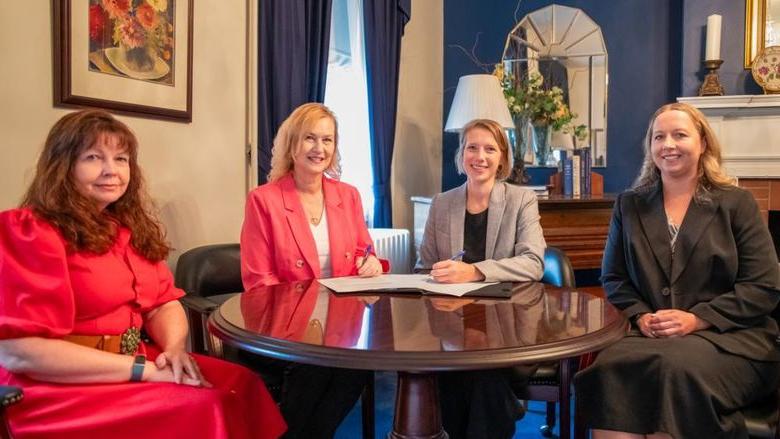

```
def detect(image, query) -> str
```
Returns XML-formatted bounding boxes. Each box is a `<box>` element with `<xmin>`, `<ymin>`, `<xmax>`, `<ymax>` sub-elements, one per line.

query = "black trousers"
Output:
<box><xmin>237</xmin><ymin>350</ymin><xmax>370</xmax><ymax>439</ymax></box>
<box><xmin>280</xmin><ymin>363</ymin><xmax>370</xmax><ymax>439</ymax></box>
<box><xmin>437</xmin><ymin>368</ymin><xmax>523</xmax><ymax>439</ymax></box>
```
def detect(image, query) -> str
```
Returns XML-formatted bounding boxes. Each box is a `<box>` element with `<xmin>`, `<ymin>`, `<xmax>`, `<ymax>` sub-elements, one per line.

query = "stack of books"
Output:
<box><xmin>523</xmin><ymin>185</ymin><xmax>549</xmax><ymax>197</ymax></box>
<box><xmin>559</xmin><ymin>148</ymin><xmax>592</xmax><ymax>197</ymax></box>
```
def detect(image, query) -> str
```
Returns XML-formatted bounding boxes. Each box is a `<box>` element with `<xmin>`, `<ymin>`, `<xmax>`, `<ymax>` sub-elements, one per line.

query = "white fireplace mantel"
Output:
<box><xmin>677</xmin><ymin>95</ymin><xmax>780</xmax><ymax>178</ymax></box>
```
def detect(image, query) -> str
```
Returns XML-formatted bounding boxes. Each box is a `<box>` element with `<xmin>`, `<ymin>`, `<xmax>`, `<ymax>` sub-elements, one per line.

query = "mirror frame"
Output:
<box><xmin>501</xmin><ymin>5</ymin><xmax>608</xmax><ymax>168</ymax></box>
<box><xmin>745</xmin><ymin>0</ymin><xmax>767</xmax><ymax>69</ymax></box>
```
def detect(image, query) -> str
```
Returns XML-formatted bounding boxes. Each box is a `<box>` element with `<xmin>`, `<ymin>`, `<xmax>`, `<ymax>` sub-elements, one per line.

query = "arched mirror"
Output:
<box><xmin>501</xmin><ymin>4</ymin><xmax>608</xmax><ymax>167</ymax></box>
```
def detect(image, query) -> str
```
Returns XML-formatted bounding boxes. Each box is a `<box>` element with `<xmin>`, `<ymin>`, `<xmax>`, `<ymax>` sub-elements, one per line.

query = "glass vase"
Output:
<box><xmin>506</xmin><ymin>116</ymin><xmax>531</xmax><ymax>184</ymax></box>
<box><xmin>533</xmin><ymin>124</ymin><xmax>552</xmax><ymax>166</ymax></box>
<box><xmin>513</xmin><ymin>116</ymin><xmax>532</xmax><ymax>163</ymax></box>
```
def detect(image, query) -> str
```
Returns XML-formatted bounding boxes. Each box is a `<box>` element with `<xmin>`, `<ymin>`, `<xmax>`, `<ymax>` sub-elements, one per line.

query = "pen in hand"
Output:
<box><xmin>449</xmin><ymin>250</ymin><xmax>466</xmax><ymax>261</ymax></box>
<box><xmin>429</xmin><ymin>250</ymin><xmax>466</xmax><ymax>281</ymax></box>
<box><xmin>358</xmin><ymin>244</ymin><xmax>373</xmax><ymax>269</ymax></box>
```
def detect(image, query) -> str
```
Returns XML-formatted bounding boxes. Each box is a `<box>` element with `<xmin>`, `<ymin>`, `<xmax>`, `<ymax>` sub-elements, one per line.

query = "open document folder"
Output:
<box><xmin>318</xmin><ymin>274</ymin><xmax>509</xmax><ymax>298</ymax></box>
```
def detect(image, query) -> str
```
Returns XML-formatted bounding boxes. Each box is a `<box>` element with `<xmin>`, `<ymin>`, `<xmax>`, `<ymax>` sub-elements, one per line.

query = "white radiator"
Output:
<box><xmin>368</xmin><ymin>228</ymin><xmax>411</xmax><ymax>274</ymax></box>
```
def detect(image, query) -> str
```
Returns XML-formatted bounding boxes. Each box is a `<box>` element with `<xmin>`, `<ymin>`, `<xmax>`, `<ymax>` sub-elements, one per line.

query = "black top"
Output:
<box><xmin>463</xmin><ymin>208</ymin><xmax>488</xmax><ymax>264</ymax></box>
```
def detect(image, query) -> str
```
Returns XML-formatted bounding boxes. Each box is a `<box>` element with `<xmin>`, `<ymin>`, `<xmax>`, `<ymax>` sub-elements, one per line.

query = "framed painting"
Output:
<box><xmin>53</xmin><ymin>0</ymin><xmax>193</xmax><ymax>122</ymax></box>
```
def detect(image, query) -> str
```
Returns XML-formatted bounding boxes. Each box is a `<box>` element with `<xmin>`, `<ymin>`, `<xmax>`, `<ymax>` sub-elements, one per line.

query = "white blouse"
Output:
<box><xmin>309</xmin><ymin>210</ymin><xmax>332</xmax><ymax>279</ymax></box>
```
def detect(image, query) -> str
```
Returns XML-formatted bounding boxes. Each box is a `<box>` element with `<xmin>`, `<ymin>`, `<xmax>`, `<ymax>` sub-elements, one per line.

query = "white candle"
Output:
<box><xmin>705</xmin><ymin>14</ymin><xmax>722</xmax><ymax>60</ymax></box>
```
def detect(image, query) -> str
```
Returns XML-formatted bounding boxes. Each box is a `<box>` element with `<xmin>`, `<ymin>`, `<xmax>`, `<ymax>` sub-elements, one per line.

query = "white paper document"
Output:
<box><xmin>318</xmin><ymin>274</ymin><xmax>498</xmax><ymax>297</ymax></box>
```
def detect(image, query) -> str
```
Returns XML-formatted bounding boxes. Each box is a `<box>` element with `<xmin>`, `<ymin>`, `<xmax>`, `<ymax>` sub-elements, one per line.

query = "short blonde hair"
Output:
<box><xmin>633</xmin><ymin>102</ymin><xmax>735</xmax><ymax>199</ymax></box>
<box><xmin>268</xmin><ymin>103</ymin><xmax>342</xmax><ymax>182</ymax></box>
<box><xmin>454</xmin><ymin>119</ymin><xmax>512</xmax><ymax>180</ymax></box>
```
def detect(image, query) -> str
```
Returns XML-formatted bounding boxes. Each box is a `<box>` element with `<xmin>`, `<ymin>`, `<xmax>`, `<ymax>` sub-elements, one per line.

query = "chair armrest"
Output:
<box><xmin>180</xmin><ymin>293</ymin><xmax>238</xmax><ymax>314</ymax></box>
<box><xmin>180</xmin><ymin>295</ymin><xmax>221</xmax><ymax>314</ymax></box>
<box><xmin>0</xmin><ymin>386</ymin><xmax>22</xmax><ymax>408</ymax></box>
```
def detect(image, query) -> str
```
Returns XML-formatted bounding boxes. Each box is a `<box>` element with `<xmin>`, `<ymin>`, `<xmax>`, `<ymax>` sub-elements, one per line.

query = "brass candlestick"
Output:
<box><xmin>698</xmin><ymin>59</ymin><xmax>725</xmax><ymax>96</ymax></box>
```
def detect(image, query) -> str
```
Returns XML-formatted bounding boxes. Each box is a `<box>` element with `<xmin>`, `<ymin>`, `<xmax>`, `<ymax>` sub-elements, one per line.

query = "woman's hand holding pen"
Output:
<box><xmin>430</xmin><ymin>260</ymin><xmax>485</xmax><ymax>283</ymax></box>
<box><xmin>355</xmin><ymin>254</ymin><xmax>382</xmax><ymax>277</ymax></box>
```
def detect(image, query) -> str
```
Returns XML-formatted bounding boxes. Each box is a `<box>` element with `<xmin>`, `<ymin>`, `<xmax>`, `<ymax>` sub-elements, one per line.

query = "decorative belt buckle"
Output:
<box><xmin>120</xmin><ymin>326</ymin><xmax>141</xmax><ymax>355</ymax></box>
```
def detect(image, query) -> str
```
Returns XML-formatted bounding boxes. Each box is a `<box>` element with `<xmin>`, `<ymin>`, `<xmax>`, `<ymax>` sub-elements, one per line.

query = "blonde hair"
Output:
<box><xmin>633</xmin><ymin>102</ymin><xmax>735</xmax><ymax>200</ymax></box>
<box><xmin>268</xmin><ymin>103</ymin><xmax>342</xmax><ymax>182</ymax></box>
<box><xmin>455</xmin><ymin>119</ymin><xmax>512</xmax><ymax>181</ymax></box>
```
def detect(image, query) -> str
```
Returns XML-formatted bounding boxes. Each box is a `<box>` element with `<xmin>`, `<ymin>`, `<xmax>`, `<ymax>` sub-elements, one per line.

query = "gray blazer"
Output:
<box><xmin>417</xmin><ymin>181</ymin><xmax>546</xmax><ymax>282</ymax></box>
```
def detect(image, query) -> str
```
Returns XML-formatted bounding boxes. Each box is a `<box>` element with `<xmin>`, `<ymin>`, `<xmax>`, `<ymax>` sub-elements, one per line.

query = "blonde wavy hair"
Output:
<box><xmin>268</xmin><ymin>103</ymin><xmax>342</xmax><ymax>182</ymax></box>
<box><xmin>454</xmin><ymin>119</ymin><xmax>512</xmax><ymax>181</ymax></box>
<box><xmin>633</xmin><ymin>102</ymin><xmax>735</xmax><ymax>200</ymax></box>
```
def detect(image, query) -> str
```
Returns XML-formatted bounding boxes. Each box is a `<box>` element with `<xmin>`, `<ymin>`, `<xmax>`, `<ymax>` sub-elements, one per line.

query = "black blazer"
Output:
<box><xmin>602</xmin><ymin>183</ymin><xmax>780</xmax><ymax>361</ymax></box>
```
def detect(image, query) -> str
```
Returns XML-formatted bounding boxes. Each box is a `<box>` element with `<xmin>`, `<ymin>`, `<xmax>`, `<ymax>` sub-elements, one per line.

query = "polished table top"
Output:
<box><xmin>208</xmin><ymin>280</ymin><xmax>627</xmax><ymax>371</ymax></box>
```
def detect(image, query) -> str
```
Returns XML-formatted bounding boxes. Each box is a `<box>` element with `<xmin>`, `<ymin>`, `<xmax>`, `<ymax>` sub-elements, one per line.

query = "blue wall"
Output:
<box><xmin>681</xmin><ymin>0</ymin><xmax>761</xmax><ymax>96</ymax></box>
<box><xmin>442</xmin><ymin>0</ymin><xmax>685</xmax><ymax>193</ymax></box>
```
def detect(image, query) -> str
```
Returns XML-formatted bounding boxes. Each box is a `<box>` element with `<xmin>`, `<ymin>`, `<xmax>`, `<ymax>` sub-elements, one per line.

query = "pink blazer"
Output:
<box><xmin>241</xmin><ymin>174</ymin><xmax>388</xmax><ymax>289</ymax></box>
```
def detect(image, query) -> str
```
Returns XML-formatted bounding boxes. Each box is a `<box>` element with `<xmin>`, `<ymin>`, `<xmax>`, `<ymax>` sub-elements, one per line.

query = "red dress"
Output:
<box><xmin>0</xmin><ymin>208</ymin><xmax>286</xmax><ymax>439</ymax></box>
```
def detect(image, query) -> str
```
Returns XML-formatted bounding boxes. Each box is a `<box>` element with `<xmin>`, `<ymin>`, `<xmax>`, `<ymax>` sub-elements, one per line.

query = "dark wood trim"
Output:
<box><xmin>537</xmin><ymin>194</ymin><xmax>617</xmax><ymax>209</ymax></box>
<box><xmin>208</xmin><ymin>294</ymin><xmax>628</xmax><ymax>372</ymax></box>
<box><xmin>51</xmin><ymin>0</ymin><xmax>193</xmax><ymax>122</ymax></box>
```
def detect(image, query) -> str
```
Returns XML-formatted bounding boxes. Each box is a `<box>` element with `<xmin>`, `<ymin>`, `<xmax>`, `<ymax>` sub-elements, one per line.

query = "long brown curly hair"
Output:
<box><xmin>21</xmin><ymin>109</ymin><xmax>170</xmax><ymax>261</ymax></box>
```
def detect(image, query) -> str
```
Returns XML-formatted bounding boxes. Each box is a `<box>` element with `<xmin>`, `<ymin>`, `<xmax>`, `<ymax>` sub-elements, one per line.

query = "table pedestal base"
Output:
<box><xmin>388</xmin><ymin>371</ymin><xmax>448</xmax><ymax>439</ymax></box>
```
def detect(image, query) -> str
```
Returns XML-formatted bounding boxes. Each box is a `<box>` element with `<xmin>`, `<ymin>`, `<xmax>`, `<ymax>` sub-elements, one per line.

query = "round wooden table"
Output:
<box><xmin>208</xmin><ymin>280</ymin><xmax>626</xmax><ymax>439</ymax></box>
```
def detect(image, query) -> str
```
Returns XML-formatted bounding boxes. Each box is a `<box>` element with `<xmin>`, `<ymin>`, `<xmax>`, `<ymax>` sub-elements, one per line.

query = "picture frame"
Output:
<box><xmin>53</xmin><ymin>0</ymin><xmax>193</xmax><ymax>122</ymax></box>
<box><xmin>742</xmin><ymin>0</ymin><xmax>780</xmax><ymax>70</ymax></box>
<box><xmin>745</xmin><ymin>0</ymin><xmax>766</xmax><ymax>69</ymax></box>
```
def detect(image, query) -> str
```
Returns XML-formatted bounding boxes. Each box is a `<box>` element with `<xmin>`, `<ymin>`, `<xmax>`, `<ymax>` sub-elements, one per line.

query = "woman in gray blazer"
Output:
<box><xmin>417</xmin><ymin>118</ymin><xmax>546</xmax><ymax>439</ymax></box>
<box><xmin>575</xmin><ymin>102</ymin><xmax>780</xmax><ymax>439</ymax></box>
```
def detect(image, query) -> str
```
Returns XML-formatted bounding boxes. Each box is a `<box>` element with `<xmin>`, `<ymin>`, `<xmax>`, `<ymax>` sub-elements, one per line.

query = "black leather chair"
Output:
<box><xmin>745</xmin><ymin>393</ymin><xmax>780</xmax><ymax>439</ymax></box>
<box><xmin>512</xmin><ymin>246</ymin><xmax>578</xmax><ymax>439</ymax></box>
<box><xmin>743</xmin><ymin>292</ymin><xmax>780</xmax><ymax>439</ymax></box>
<box><xmin>174</xmin><ymin>244</ymin><xmax>376</xmax><ymax>439</ymax></box>
<box><xmin>0</xmin><ymin>386</ymin><xmax>21</xmax><ymax>439</ymax></box>
<box><xmin>174</xmin><ymin>244</ymin><xmax>244</xmax><ymax>355</ymax></box>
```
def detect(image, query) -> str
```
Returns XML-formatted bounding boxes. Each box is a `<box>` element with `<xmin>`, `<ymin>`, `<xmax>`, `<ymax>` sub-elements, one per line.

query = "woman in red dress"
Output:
<box><xmin>0</xmin><ymin>110</ymin><xmax>286</xmax><ymax>439</ymax></box>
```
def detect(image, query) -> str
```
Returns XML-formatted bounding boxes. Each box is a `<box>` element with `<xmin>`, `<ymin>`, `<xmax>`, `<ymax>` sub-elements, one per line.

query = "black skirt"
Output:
<box><xmin>574</xmin><ymin>333</ymin><xmax>780</xmax><ymax>439</ymax></box>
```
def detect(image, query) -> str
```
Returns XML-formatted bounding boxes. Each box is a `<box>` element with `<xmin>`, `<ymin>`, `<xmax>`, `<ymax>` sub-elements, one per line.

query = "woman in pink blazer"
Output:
<box><xmin>240</xmin><ymin>102</ymin><xmax>387</xmax><ymax>439</ymax></box>
<box><xmin>241</xmin><ymin>103</ymin><xmax>387</xmax><ymax>289</ymax></box>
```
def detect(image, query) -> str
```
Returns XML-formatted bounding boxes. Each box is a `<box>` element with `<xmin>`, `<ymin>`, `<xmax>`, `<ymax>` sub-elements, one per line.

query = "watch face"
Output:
<box><xmin>751</xmin><ymin>45</ymin><xmax>780</xmax><ymax>93</ymax></box>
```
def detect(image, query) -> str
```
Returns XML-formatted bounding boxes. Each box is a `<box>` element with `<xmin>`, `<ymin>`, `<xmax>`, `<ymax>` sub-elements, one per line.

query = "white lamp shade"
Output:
<box><xmin>551</xmin><ymin>130</ymin><xmax>574</xmax><ymax>150</ymax></box>
<box><xmin>444</xmin><ymin>74</ymin><xmax>515</xmax><ymax>132</ymax></box>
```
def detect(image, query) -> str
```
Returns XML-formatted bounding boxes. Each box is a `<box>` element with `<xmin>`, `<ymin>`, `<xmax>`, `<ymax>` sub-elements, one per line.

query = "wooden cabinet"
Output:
<box><xmin>537</xmin><ymin>195</ymin><xmax>615</xmax><ymax>270</ymax></box>
<box><xmin>411</xmin><ymin>194</ymin><xmax>615</xmax><ymax>270</ymax></box>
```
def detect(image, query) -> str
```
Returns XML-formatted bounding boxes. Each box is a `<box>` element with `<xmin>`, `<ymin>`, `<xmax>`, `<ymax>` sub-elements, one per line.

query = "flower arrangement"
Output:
<box><xmin>494</xmin><ymin>64</ymin><xmax>587</xmax><ymax>141</ymax></box>
<box><xmin>89</xmin><ymin>0</ymin><xmax>173</xmax><ymax>72</ymax></box>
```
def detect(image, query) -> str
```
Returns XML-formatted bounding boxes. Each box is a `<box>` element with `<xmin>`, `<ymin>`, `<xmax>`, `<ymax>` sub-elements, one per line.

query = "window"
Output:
<box><xmin>324</xmin><ymin>0</ymin><xmax>374</xmax><ymax>225</ymax></box>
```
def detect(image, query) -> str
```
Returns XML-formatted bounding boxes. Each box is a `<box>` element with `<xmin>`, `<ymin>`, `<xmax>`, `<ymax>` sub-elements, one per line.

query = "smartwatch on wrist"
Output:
<box><xmin>130</xmin><ymin>354</ymin><xmax>146</xmax><ymax>382</ymax></box>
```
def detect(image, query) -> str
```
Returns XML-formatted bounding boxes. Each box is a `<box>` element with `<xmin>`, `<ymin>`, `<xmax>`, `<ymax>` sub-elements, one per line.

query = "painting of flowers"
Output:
<box><xmin>88</xmin><ymin>0</ymin><xmax>175</xmax><ymax>85</ymax></box>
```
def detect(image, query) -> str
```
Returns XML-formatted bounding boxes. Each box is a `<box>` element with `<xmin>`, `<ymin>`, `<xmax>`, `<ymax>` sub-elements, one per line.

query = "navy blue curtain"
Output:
<box><xmin>363</xmin><ymin>0</ymin><xmax>411</xmax><ymax>227</ymax></box>
<box><xmin>257</xmin><ymin>0</ymin><xmax>333</xmax><ymax>184</ymax></box>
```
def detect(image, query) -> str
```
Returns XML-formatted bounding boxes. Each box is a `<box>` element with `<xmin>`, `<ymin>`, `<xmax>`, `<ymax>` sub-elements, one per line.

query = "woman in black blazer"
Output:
<box><xmin>575</xmin><ymin>102</ymin><xmax>780</xmax><ymax>439</ymax></box>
